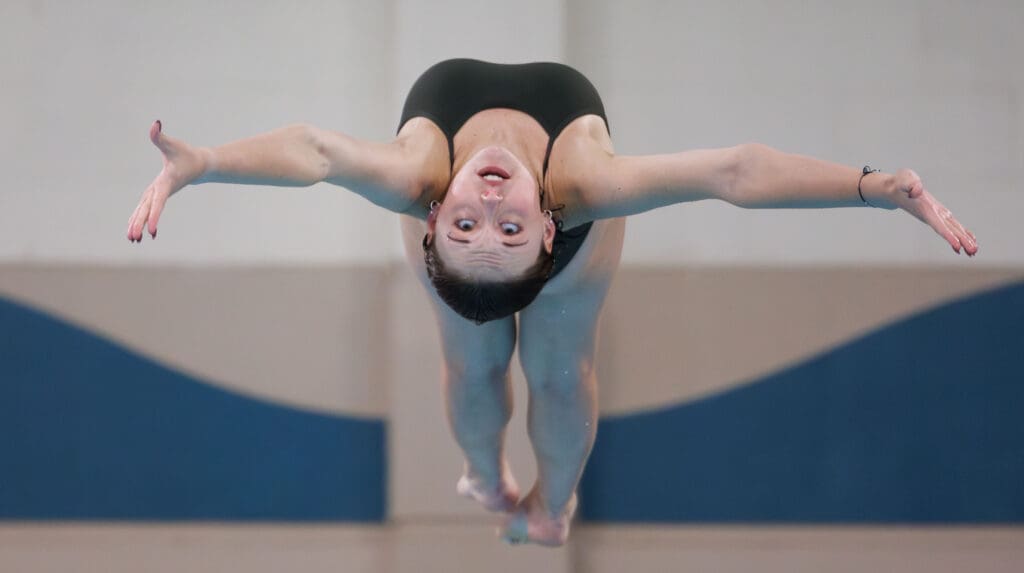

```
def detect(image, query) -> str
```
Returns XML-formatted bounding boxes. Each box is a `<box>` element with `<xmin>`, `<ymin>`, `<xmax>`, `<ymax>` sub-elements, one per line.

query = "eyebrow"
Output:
<box><xmin>446</xmin><ymin>233</ymin><xmax>530</xmax><ymax>248</ymax></box>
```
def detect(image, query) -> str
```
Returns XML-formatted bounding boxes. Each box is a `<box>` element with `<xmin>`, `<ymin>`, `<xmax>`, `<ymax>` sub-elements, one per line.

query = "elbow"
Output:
<box><xmin>723</xmin><ymin>142</ymin><xmax>768</xmax><ymax>208</ymax></box>
<box><xmin>298</xmin><ymin>123</ymin><xmax>332</xmax><ymax>184</ymax></box>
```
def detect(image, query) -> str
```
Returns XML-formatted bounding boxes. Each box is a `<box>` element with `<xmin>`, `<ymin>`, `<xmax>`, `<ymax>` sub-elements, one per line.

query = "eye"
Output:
<box><xmin>455</xmin><ymin>219</ymin><xmax>475</xmax><ymax>231</ymax></box>
<box><xmin>500</xmin><ymin>222</ymin><xmax>521</xmax><ymax>235</ymax></box>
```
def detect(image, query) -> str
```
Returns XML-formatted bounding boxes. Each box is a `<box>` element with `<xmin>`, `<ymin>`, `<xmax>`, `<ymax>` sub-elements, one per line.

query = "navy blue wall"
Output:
<box><xmin>580</xmin><ymin>282</ymin><xmax>1024</xmax><ymax>523</ymax></box>
<box><xmin>0</xmin><ymin>298</ymin><xmax>386</xmax><ymax>521</ymax></box>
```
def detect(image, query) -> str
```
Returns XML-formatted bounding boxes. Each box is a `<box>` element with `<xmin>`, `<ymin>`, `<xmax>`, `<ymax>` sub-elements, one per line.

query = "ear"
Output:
<box><xmin>542</xmin><ymin>216</ymin><xmax>556</xmax><ymax>254</ymax></box>
<box><xmin>425</xmin><ymin>206</ymin><xmax>439</xmax><ymax>245</ymax></box>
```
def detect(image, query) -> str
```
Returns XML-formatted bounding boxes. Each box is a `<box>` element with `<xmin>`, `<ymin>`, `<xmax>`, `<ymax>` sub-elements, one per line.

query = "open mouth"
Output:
<box><xmin>478</xmin><ymin>166</ymin><xmax>511</xmax><ymax>181</ymax></box>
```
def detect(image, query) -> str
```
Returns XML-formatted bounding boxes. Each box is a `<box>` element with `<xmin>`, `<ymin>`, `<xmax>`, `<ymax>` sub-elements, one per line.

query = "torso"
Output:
<box><xmin>398</xmin><ymin>109</ymin><xmax>624</xmax><ymax>296</ymax></box>
<box><xmin>395</xmin><ymin>58</ymin><xmax>625</xmax><ymax>297</ymax></box>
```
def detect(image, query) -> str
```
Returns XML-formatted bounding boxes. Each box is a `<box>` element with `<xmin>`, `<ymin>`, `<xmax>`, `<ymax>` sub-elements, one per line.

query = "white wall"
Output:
<box><xmin>1</xmin><ymin>0</ymin><xmax>400</xmax><ymax>264</ymax></box>
<box><xmin>2</xmin><ymin>0</ymin><xmax>1020</xmax><ymax>266</ymax></box>
<box><xmin>569</xmin><ymin>0</ymin><xmax>1023</xmax><ymax>266</ymax></box>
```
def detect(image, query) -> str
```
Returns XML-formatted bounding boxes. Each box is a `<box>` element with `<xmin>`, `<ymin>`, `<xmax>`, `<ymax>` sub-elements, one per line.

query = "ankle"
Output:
<box><xmin>526</xmin><ymin>486</ymin><xmax>577</xmax><ymax>521</ymax></box>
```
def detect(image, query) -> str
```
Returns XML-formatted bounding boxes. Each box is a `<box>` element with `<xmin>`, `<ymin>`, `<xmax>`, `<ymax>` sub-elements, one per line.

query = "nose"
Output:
<box><xmin>480</xmin><ymin>187</ymin><xmax>503</xmax><ymax>203</ymax></box>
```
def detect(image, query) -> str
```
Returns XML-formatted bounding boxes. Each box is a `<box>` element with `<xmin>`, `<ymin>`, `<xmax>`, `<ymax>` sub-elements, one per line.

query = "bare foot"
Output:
<box><xmin>499</xmin><ymin>488</ymin><xmax>577</xmax><ymax>547</ymax></box>
<box><xmin>456</xmin><ymin>463</ymin><xmax>519</xmax><ymax>513</ymax></box>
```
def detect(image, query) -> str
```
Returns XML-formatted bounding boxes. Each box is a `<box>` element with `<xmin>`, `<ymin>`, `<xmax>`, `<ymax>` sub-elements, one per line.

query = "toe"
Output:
<box><xmin>499</xmin><ymin>511</ymin><xmax>529</xmax><ymax>545</ymax></box>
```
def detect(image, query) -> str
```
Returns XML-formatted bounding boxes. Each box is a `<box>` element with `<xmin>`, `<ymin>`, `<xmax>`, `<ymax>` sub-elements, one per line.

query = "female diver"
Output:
<box><xmin>126</xmin><ymin>59</ymin><xmax>978</xmax><ymax>546</ymax></box>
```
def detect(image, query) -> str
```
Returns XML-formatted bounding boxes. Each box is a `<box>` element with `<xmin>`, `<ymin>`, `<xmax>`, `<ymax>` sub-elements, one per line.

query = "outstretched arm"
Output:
<box><xmin>581</xmin><ymin>143</ymin><xmax>977</xmax><ymax>256</ymax></box>
<box><xmin>127</xmin><ymin>120</ymin><xmax>438</xmax><ymax>242</ymax></box>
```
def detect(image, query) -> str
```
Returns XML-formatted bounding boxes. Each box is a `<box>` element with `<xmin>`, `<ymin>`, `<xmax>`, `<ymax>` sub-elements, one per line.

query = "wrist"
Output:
<box><xmin>194</xmin><ymin>146</ymin><xmax>216</xmax><ymax>184</ymax></box>
<box><xmin>857</xmin><ymin>167</ymin><xmax>898</xmax><ymax>210</ymax></box>
<box><xmin>864</xmin><ymin>172</ymin><xmax>899</xmax><ymax>210</ymax></box>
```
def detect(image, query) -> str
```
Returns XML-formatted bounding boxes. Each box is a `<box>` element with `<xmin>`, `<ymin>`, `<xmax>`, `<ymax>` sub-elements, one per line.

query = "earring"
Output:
<box><xmin>429</xmin><ymin>200</ymin><xmax>440</xmax><ymax>212</ymax></box>
<box><xmin>543</xmin><ymin>209</ymin><xmax>553</xmax><ymax>221</ymax></box>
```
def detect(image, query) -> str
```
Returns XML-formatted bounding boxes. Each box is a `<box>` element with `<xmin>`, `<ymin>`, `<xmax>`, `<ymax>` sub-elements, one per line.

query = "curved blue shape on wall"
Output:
<box><xmin>580</xmin><ymin>281</ymin><xmax>1024</xmax><ymax>523</ymax></box>
<box><xmin>0</xmin><ymin>297</ymin><xmax>385</xmax><ymax>521</ymax></box>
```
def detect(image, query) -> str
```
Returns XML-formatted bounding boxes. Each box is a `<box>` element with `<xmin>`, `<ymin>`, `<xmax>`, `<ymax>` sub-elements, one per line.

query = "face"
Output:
<box><xmin>428</xmin><ymin>146</ymin><xmax>556</xmax><ymax>281</ymax></box>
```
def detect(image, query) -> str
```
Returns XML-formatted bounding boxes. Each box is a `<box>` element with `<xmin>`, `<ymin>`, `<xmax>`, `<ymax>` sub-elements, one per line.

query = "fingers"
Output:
<box><xmin>127</xmin><ymin>186</ymin><xmax>147</xmax><ymax>241</ymax></box>
<box><xmin>128</xmin><ymin>192</ymin><xmax>151</xmax><ymax>242</ymax></box>
<box><xmin>149</xmin><ymin>119</ymin><xmax>172</xmax><ymax>155</ymax></box>
<box><xmin>148</xmin><ymin>192</ymin><xmax>165</xmax><ymax>238</ymax></box>
<box><xmin>131</xmin><ymin>121</ymin><xmax>176</xmax><ymax>243</ymax></box>
<box><xmin>149</xmin><ymin>119</ymin><xmax>161</xmax><ymax>143</ymax></box>
<box><xmin>928</xmin><ymin>205</ymin><xmax>978</xmax><ymax>257</ymax></box>
<box><xmin>127</xmin><ymin>185</ymin><xmax>163</xmax><ymax>243</ymax></box>
<box><xmin>149</xmin><ymin>119</ymin><xmax>189</xmax><ymax>160</ymax></box>
<box><xmin>933</xmin><ymin>208</ymin><xmax>961</xmax><ymax>254</ymax></box>
<box><xmin>939</xmin><ymin>220</ymin><xmax>962</xmax><ymax>254</ymax></box>
<box><xmin>944</xmin><ymin>212</ymin><xmax>978</xmax><ymax>256</ymax></box>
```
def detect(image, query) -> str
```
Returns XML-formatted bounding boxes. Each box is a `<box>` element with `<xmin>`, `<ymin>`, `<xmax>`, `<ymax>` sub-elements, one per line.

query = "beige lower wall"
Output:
<box><xmin>573</xmin><ymin>526</ymin><xmax>1024</xmax><ymax>573</ymax></box>
<box><xmin>3</xmin><ymin>264</ymin><xmax>1018</xmax><ymax>422</ymax></box>
<box><xmin>592</xmin><ymin>267</ymin><xmax>1024</xmax><ymax>415</ymax></box>
<box><xmin>2</xmin><ymin>524</ymin><xmax>1021</xmax><ymax>573</ymax></box>
<box><xmin>0</xmin><ymin>265</ymin><xmax>393</xmax><ymax>417</ymax></box>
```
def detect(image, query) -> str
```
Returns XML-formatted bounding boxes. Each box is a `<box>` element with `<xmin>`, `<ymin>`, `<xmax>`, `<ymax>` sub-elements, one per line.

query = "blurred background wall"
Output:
<box><xmin>1</xmin><ymin>1</ymin><xmax>1022</xmax><ymax>572</ymax></box>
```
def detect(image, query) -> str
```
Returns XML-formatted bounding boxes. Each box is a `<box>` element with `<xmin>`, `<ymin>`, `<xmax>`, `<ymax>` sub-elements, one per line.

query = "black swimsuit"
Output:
<box><xmin>397</xmin><ymin>59</ymin><xmax>609</xmax><ymax>279</ymax></box>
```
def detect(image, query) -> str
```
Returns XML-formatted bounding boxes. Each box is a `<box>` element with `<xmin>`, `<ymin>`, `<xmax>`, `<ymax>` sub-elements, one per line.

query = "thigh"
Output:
<box><xmin>400</xmin><ymin>216</ymin><xmax>516</xmax><ymax>377</ymax></box>
<box><xmin>517</xmin><ymin>275</ymin><xmax>617</xmax><ymax>388</ymax></box>
<box><xmin>517</xmin><ymin>219</ymin><xmax>625</xmax><ymax>386</ymax></box>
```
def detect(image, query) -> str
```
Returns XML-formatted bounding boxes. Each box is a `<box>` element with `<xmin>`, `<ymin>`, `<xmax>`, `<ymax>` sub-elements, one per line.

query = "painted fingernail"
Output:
<box><xmin>156</xmin><ymin>120</ymin><xmax>162</xmax><ymax>131</ymax></box>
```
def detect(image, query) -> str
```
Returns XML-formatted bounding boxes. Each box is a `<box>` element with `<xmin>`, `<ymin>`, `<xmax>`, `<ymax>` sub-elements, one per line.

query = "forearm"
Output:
<box><xmin>196</xmin><ymin>124</ymin><xmax>328</xmax><ymax>187</ymax></box>
<box><xmin>727</xmin><ymin>143</ymin><xmax>898</xmax><ymax>210</ymax></box>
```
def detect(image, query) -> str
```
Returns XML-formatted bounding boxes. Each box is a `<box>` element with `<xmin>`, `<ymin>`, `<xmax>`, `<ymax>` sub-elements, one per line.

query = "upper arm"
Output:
<box><xmin>314</xmin><ymin>120</ymin><xmax>448</xmax><ymax>214</ymax></box>
<box><xmin>573</xmin><ymin>143</ymin><xmax>742</xmax><ymax>221</ymax></box>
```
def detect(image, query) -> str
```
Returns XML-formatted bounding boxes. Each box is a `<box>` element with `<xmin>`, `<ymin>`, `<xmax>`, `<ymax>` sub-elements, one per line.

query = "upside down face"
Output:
<box><xmin>428</xmin><ymin>146</ymin><xmax>556</xmax><ymax>281</ymax></box>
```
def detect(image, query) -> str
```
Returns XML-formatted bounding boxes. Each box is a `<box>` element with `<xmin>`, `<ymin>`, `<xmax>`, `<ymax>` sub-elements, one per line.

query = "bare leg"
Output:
<box><xmin>444</xmin><ymin>359</ymin><xmax>520</xmax><ymax>513</ymax></box>
<box><xmin>399</xmin><ymin>216</ymin><xmax>521</xmax><ymax>513</ymax></box>
<box><xmin>504</xmin><ymin>278</ymin><xmax>613</xmax><ymax>546</ymax></box>
<box><xmin>501</xmin><ymin>363</ymin><xmax>597</xmax><ymax>546</ymax></box>
<box><xmin>498</xmin><ymin>219</ymin><xmax>623</xmax><ymax>546</ymax></box>
<box><xmin>528</xmin><ymin>364</ymin><xmax>598</xmax><ymax>507</ymax></box>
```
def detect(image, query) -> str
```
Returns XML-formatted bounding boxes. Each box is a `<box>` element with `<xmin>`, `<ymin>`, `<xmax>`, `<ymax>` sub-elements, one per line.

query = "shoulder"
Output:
<box><xmin>545</xmin><ymin>115</ymin><xmax>616</xmax><ymax>228</ymax></box>
<box><xmin>393</xmin><ymin>118</ymin><xmax>451</xmax><ymax>218</ymax></box>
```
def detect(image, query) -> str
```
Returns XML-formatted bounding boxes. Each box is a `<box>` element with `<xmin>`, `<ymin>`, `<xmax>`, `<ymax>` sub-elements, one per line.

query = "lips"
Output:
<box><xmin>477</xmin><ymin>165</ymin><xmax>510</xmax><ymax>180</ymax></box>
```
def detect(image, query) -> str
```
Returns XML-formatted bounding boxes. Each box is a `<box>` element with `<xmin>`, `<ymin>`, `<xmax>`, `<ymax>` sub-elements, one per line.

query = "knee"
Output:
<box><xmin>443</xmin><ymin>344</ymin><xmax>513</xmax><ymax>382</ymax></box>
<box><xmin>443</xmin><ymin>362</ymin><xmax>510</xmax><ymax>397</ymax></box>
<box><xmin>524</xmin><ymin>360</ymin><xmax>595</xmax><ymax>399</ymax></box>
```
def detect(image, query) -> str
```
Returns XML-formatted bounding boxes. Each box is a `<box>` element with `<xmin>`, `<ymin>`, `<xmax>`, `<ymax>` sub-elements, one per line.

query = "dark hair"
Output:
<box><xmin>422</xmin><ymin>235</ymin><xmax>554</xmax><ymax>324</ymax></box>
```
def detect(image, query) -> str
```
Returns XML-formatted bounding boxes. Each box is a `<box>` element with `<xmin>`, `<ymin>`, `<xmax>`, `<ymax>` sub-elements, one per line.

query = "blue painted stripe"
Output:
<box><xmin>0</xmin><ymin>296</ymin><xmax>386</xmax><ymax>521</ymax></box>
<box><xmin>580</xmin><ymin>281</ymin><xmax>1024</xmax><ymax>523</ymax></box>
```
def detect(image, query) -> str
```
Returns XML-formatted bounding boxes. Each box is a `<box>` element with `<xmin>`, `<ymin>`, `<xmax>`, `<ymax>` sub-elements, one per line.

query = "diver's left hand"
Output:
<box><xmin>868</xmin><ymin>169</ymin><xmax>978</xmax><ymax>257</ymax></box>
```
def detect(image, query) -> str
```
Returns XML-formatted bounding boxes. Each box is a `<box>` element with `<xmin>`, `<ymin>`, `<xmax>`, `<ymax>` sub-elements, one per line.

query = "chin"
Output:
<box><xmin>471</xmin><ymin>146</ymin><xmax>524</xmax><ymax>172</ymax></box>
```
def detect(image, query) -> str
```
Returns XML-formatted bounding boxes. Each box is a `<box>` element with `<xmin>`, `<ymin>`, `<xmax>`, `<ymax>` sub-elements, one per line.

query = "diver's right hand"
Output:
<box><xmin>127</xmin><ymin>120</ymin><xmax>208</xmax><ymax>242</ymax></box>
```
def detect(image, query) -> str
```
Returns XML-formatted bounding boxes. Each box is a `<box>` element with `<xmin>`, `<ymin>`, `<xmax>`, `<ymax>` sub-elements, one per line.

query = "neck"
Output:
<box><xmin>450</xmin><ymin>110</ymin><xmax>547</xmax><ymax>191</ymax></box>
